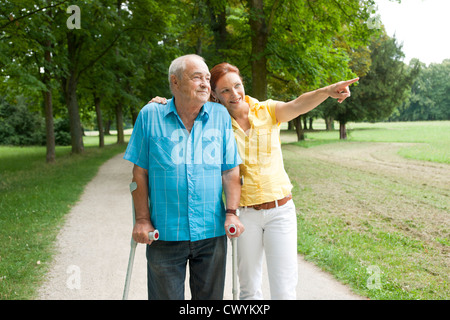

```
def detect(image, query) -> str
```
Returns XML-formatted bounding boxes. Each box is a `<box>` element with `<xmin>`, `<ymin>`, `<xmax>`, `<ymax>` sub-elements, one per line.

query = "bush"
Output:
<box><xmin>0</xmin><ymin>97</ymin><xmax>73</xmax><ymax>146</ymax></box>
<box><xmin>54</xmin><ymin>117</ymin><xmax>71</xmax><ymax>146</ymax></box>
<box><xmin>0</xmin><ymin>97</ymin><xmax>46</xmax><ymax>146</ymax></box>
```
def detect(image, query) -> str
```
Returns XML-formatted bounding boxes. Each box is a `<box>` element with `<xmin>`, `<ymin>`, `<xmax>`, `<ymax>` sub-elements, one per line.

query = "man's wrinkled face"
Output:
<box><xmin>174</xmin><ymin>58</ymin><xmax>211</xmax><ymax>105</ymax></box>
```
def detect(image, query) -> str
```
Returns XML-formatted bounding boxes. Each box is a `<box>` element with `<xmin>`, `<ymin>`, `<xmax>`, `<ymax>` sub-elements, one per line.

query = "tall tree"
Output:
<box><xmin>391</xmin><ymin>59</ymin><xmax>450</xmax><ymax>121</ymax></box>
<box><xmin>244</xmin><ymin>0</ymin><xmax>375</xmax><ymax>101</ymax></box>
<box><xmin>0</xmin><ymin>0</ymin><xmax>66</xmax><ymax>162</ymax></box>
<box><xmin>1</xmin><ymin>0</ymin><xmax>124</xmax><ymax>154</ymax></box>
<box><xmin>57</xmin><ymin>0</ymin><xmax>131</xmax><ymax>153</ymax></box>
<box><xmin>331</xmin><ymin>29</ymin><xmax>420</xmax><ymax>139</ymax></box>
<box><xmin>247</xmin><ymin>0</ymin><xmax>272</xmax><ymax>100</ymax></box>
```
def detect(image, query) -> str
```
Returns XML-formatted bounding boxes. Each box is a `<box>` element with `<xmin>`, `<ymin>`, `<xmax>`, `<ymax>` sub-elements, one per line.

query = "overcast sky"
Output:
<box><xmin>374</xmin><ymin>0</ymin><xmax>450</xmax><ymax>65</ymax></box>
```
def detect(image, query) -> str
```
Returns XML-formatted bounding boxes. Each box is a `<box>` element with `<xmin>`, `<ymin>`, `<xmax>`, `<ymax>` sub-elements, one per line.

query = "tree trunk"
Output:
<box><xmin>339</xmin><ymin>121</ymin><xmax>347</xmax><ymax>140</ymax></box>
<box><xmin>293</xmin><ymin>115</ymin><xmax>305</xmax><ymax>141</ymax></box>
<box><xmin>65</xmin><ymin>31</ymin><xmax>84</xmax><ymax>154</ymax></box>
<box><xmin>207</xmin><ymin>0</ymin><xmax>228</xmax><ymax>56</ymax></box>
<box><xmin>196</xmin><ymin>37</ymin><xmax>202</xmax><ymax>55</ymax></box>
<box><xmin>325</xmin><ymin>117</ymin><xmax>334</xmax><ymax>131</ymax></box>
<box><xmin>115</xmin><ymin>102</ymin><xmax>124</xmax><ymax>144</ymax></box>
<box><xmin>248</xmin><ymin>0</ymin><xmax>268</xmax><ymax>100</ymax></box>
<box><xmin>130</xmin><ymin>107</ymin><xmax>138</xmax><ymax>126</ymax></box>
<box><xmin>114</xmin><ymin>1</ymin><xmax>124</xmax><ymax>145</ymax></box>
<box><xmin>43</xmin><ymin>89</ymin><xmax>55</xmax><ymax>163</ymax></box>
<box><xmin>94</xmin><ymin>94</ymin><xmax>104</xmax><ymax>148</ymax></box>
<box><xmin>104</xmin><ymin>119</ymin><xmax>111</xmax><ymax>135</ymax></box>
<box><xmin>43</xmin><ymin>40</ymin><xmax>55</xmax><ymax>163</ymax></box>
<box><xmin>287</xmin><ymin>120</ymin><xmax>294</xmax><ymax>131</ymax></box>
<box><xmin>66</xmin><ymin>74</ymin><xmax>84</xmax><ymax>153</ymax></box>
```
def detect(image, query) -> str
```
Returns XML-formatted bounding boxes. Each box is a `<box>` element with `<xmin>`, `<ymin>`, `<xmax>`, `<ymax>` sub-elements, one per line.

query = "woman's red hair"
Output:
<box><xmin>209</xmin><ymin>62</ymin><xmax>242</xmax><ymax>101</ymax></box>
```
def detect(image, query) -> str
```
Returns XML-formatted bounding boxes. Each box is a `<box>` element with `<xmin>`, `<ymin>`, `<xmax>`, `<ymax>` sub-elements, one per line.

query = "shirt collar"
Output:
<box><xmin>231</xmin><ymin>95</ymin><xmax>260</xmax><ymax>132</ymax></box>
<box><xmin>198</xmin><ymin>103</ymin><xmax>210</xmax><ymax>120</ymax></box>
<box><xmin>164</xmin><ymin>97</ymin><xmax>210</xmax><ymax>122</ymax></box>
<box><xmin>245</xmin><ymin>95</ymin><xmax>264</xmax><ymax>111</ymax></box>
<box><xmin>163</xmin><ymin>98</ymin><xmax>178</xmax><ymax>118</ymax></box>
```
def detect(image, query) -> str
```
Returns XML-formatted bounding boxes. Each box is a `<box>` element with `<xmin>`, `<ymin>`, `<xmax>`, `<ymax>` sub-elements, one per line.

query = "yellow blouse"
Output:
<box><xmin>231</xmin><ymin>96</ymin><xmax>293</xmax><ymax>206</ymax></box>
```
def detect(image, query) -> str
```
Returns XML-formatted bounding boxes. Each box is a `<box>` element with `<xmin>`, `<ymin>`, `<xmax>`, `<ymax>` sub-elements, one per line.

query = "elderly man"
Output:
<box><xmin>123</xmin><ymin>54</ymin><xmax>243</xmax><ymax>300</ymax></box>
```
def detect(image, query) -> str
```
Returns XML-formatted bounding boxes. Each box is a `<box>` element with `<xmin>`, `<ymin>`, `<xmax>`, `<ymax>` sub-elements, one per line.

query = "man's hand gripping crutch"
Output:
<box><xmin>123</xmin><ymin>174</ymin><xmax>159</xmax><ymax>300</ymax></box>
<box><xmin>223</xmin><ymin>170</ymin><xmax>245</xmax><ymax>300</ymax></box>
<box><xmin>226</xmin><ymin>214</ymin><xmax>244</xmax><ymax>301</ymax></box>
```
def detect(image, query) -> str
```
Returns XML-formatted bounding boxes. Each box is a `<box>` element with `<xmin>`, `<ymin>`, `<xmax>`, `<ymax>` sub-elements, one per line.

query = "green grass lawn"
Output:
<box><xmin>281</xmin><ymin>120</ymin><xmax>449</xmax><ymax>300</ymax></box>
<box><xmin>282</xmin><ymin>120</ymin><xmax>449</xmax><ymax>164</ymax></box>
<box><xmin>0</xmin><ymin>136</ymin><xmax>128</xmax><ymax>300</ymax></box>
<box><xmin>347</xmin><ymin>121</ymin><xmax>449</xmax><ymax>164</ymax></box>
<box><xmin>285</xmin><ymin>149</ymin><xmax>449</xmax><ymax>299</ymax></box>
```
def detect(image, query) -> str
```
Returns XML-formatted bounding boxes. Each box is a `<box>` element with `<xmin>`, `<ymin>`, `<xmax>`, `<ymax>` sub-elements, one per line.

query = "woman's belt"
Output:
<box><xmin>245</xmin><ymin>194</ymin><xmax>292</xmax><ymax>210</ymax></box>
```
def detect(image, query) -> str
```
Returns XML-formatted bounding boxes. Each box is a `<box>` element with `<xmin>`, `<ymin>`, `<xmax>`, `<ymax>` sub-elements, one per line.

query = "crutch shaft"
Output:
<box><xmin>228</xmin><ymin>224</ymin><xmax>238</xmax><ymax>300</ymax></box>
<box><xmin>123</xmin><ymin>241</ymin><xmax>137</xmax><ymax>300</ymax></box>
<box><xmin>123</xmin><ymin>182</ymin><xmax>159</xmax><ymax>300</ymax></box>
<box><xmin>231</xmin><ymin>237</ymin><xmax>238</xmax><ymax>300</ymax></box>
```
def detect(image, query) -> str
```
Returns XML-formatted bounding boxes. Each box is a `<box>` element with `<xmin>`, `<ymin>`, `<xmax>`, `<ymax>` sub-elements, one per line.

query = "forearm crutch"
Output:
<box><xmin>228</xmin><ymin>224</ymin><xmax>238</xmax><ymax>300</ymax></box>
<box><xmin>122</xmin><ymin>182</ymin><xmax>159</xmax><ymax>300</ymax></box>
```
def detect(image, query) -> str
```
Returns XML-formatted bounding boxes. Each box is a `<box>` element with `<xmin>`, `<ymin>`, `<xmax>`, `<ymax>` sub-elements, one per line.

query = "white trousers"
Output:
<box><xmin>237</xmin><ymin>199</ymin><xmax>298</xmax><ymax>299</ymax></box>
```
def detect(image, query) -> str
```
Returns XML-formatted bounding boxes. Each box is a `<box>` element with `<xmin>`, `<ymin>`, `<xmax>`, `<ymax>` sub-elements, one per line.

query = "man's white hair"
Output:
<box><xmin>168</xmin><ymin>54</ymin><xmax>205</xmax><ymax>93</ymax></box>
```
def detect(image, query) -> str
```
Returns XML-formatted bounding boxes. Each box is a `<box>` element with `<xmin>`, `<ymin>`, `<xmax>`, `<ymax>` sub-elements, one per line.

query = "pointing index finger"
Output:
<box><xmin>344</xmin><ymin>77</ymin><xmax>359</xmax><ymax>86</ymax></box>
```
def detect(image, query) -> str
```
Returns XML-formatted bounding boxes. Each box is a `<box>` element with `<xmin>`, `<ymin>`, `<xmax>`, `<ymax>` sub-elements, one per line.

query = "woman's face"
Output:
<box><xmin>212</xmin><ymin>72</ymin><xmax>245</xmax><ymax>109</ymax></box>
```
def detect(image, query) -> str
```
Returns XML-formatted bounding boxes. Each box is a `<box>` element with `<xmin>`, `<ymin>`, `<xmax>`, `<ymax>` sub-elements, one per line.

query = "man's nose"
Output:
<box><xmin>200</xmin><ymin>78</ymin><xmax>210</xmax><ymax>87</ymax></box>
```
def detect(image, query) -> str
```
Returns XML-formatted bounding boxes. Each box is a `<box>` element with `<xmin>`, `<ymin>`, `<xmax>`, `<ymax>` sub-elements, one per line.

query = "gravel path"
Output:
<box><xmin>37</xmin><ymin>152</ymin><xmax>364</xmax><ymax>300</ymax></box>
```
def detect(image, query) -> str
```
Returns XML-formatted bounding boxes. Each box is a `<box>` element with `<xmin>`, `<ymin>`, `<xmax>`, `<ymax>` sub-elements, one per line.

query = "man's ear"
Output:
<box><xmin>170</xmin><ymin>74</ymin><xmax>178</xmax><ymax>89</ymax></box>
<box><xmin>211</xmin><ymin>92</ymin><xmax>218</xmax><ymax>102</ymax></box>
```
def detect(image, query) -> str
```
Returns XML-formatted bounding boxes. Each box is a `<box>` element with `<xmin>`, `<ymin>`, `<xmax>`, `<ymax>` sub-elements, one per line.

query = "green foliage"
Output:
<box><xmin>1</xmin><ymin>0</ymin><xmax>447</xmax><ymax>151</ymax></box>
<box><xmin>320</xmin><ymin>28</ymin><xmax>419</xmax><ymax>128</ymax></box>
<box><xmin>265</xmin><ymin>0</ymin><xmax>373</xmax><ymax>98</ymax></box>
<box><xmin>0</xmin><ymin>96</ymin><xmax>71</xmax><ymax>146</ymax></box>
<box><xmin>0</xmin><ymin>96</ymin><xmax>45</xmax><ymax>146</ymax></box>
<box><xmin>391</xmin><ymin>59</ymin><xmax>450</xmax><ymax>121</ymax></box>
<box><xmin>53</xmin><ymin>117</ymin><xmax>71</xmax><ymax>146</ymax></box>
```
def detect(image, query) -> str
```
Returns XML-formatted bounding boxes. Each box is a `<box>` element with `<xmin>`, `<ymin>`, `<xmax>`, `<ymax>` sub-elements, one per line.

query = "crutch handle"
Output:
<box><xmin>149</xmin><ymin>230</ymin><xmax>159</xmax><ymax>241</ymax></box>
<box><xmin>228</xmin><ymin>224</ymin><xmax>237</xmax><ymax>236</ymax></box>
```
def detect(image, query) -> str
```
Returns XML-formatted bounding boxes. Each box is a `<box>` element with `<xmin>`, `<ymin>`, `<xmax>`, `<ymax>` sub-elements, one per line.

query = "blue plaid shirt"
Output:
<box><xmin>124</xmin><ymin>98</ymin><xmax>241</xmax><ymax>241</ymax></box>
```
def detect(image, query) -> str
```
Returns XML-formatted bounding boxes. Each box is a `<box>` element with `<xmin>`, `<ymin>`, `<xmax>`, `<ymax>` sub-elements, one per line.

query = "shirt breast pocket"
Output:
<box><xmin>256</xmin><ymin>127</ymin><xmax>273</xmax><ymax>163</ymax></box>
<box><xmin>255</xmin><ymin>126</ymin><xmax>280</xmax><ymax>176</ymax></box>
<box><xmin>149</xmin><ymin>137</ymin><xmax>177</xmax><ymax>171</ymax></box>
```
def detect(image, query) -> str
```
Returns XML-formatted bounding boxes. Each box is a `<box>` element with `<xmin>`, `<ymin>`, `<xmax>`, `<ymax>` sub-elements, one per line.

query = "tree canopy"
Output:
<box><xmin>1</xmin><ymin>0</ymin><xmax>446</xmax><ymax>159</ymax></box>
<box><xmin>389</xmin><ymin>59</ymin><xmax>450</xmax><ymax>121</ymax></box>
